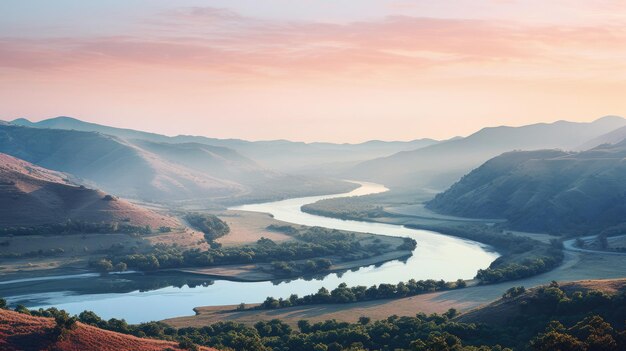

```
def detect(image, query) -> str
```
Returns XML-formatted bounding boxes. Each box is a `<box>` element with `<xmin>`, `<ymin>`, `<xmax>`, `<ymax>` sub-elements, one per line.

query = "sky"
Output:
<box><xmin>1</xmin><ymin>1</ymin><xmax>626</xmax><ymax>142</ymax></box>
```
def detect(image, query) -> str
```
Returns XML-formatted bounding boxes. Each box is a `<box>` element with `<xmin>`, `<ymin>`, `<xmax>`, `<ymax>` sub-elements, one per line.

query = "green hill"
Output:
<box><xmin>427</xmin><ymin>141</ymin><xmax>626</xmax><ymax>234</ymax></box>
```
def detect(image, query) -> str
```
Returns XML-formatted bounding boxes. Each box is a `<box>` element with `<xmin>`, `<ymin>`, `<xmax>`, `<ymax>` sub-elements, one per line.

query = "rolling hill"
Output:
<box><xmin>0</xmin><ymin>153</ymin><xmax>179</xmax><ymax>228</ymax></box>
<box><xmin>0</xmin><ymin>309</ymin><xmax>213</xmax><ymax>351</ymax></box>
<box><xmin>457</xmin><ymin>279</ymin><xmax>626</xmax><ymax>325</ymax></box>
<box><xmin>11</xmin><ymin>116</ymin><xmax>440</xmax><ymax>172</ymax></box>
<box><xmin>0</xmin><ymin>124</ymin><xmax>352</xmax><ymax>202</ymax></box>
<box><xmin>577</xmin><ymin>125</ymin><xmax>626</xmax><ymax>150</ymax></box>
<box><xmin>426</xmin><ymin>140</ymin><xmax>626</xmax><ymax>234</ymax></box>
<box><xmin>348</xmin><ymin>116</ymin><xmax>626</xmax><ymax>190</ymax></box>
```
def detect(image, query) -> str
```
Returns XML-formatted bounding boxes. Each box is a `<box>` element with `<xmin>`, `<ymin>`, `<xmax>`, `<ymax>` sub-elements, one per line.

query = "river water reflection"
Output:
<box><xmin>1</xmin><ymin>182</ymin><xmax>498</xmax><ymax>323</ymax></box>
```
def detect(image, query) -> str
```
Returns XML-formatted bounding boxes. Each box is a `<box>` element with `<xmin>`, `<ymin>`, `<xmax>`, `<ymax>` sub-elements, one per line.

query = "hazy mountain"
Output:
<box><xmin>0</xmin><ymin>124</ymin><xmax>355</xmax><ymax>202</ymax></box>
<box><xmin>577</xmin><ymin>125</ymin><xmax>626</xmax><ymax>150</ymax></box>
<box><xmin>0</xmin><ymin>153</ymin><xmax>179</xmax><ymax>228</ymax></box>
<box><xmin>348</xmin><ymin>116</ymin><xmax>626</xmax><ymax>190</ymax></box>
<box><xmin>426</xmin><ymin>140</ymin><xmax>626</xmax><ymax>234</ymax></box>
<box><xmin>11</xmin><ymin>117</ymin><xmax>440</xmax><ymax>172</ymax></box>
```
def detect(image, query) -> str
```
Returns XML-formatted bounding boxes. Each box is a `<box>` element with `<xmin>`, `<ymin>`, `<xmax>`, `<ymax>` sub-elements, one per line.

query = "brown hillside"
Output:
<box><xmin>0</xmin><ymin>309</ymin><xmax>214</xmax><ymax>351</ymax></box>
<box><xmin>457</xmin><ymin>278</ymin><xmax>626</xmax><ymax>325</ymax></box>
<box><xmin>0</xmin><ymin>153</ymin><xmax>179</xmax><ymax>228</ymax></box>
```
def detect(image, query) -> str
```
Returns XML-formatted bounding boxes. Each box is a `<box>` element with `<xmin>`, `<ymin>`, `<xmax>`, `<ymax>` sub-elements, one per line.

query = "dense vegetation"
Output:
<box><xmin>93</xmin><ymin>227</ymin><xmax>414</xmax><ymax>274</ymax></box>
<box><xmin>3</xmin><ymin>281</ymin><xmax>625</xmax><ymax>350</ymax></box>
<box><xmin>184</xmin><ymin>213</ymin><xmax>230</xmax><ymax>242</ymax></box>
<box><xmin>255</xmin><ymin>278</ymin><xmax>466</xmax><ymax>310</ymax></box>
<box><xmin>483</xmin><ymin>281</ymin><xmax>626</xmax><ymax>350</ymax></box>
<box><xmin>0</xmin><ymin>219</ymin><xmax>153</xmax><ymax>237</ymax></box>
<box><xmin>302</xmin><ymin>197</ymin><xmax>388</xmax><ymax>220</ymax></box>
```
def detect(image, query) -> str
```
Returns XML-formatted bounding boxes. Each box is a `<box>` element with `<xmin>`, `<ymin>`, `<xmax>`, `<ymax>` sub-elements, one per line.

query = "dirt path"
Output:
<box><xmin>563</xmin><ymin>235</ymin><xmax>626</xmax><ymax>256</ymax></box>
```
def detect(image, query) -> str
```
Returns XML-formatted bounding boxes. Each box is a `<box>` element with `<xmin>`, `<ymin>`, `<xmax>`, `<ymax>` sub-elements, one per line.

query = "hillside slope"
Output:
<box><xmin>0</xmin><ymin>124</ymin><xmax>244</xmax><ymax>201</ymax></box>
<box><xmin>0</xmin><ymin>309</ymin><xmax>213</xmax><ymax>351</ymax></box>
<box><xmin>427</xmin><ymin>141</ymin><xmax>626</xmax><ymax>234</ymax></box>
<box><xmin>348</xmin><ymin>116</ymin><xmax>626</xmax><ymax>190</ymax></box>
<box><xmin>0</xmin><ymin>153</ymin><xmax>179</xmax><ymax>228</ymax></box>
<box><xmin>0</xmin><ymin>124</ymin><xmax>348</xmax><ymax>202</ymax></box>
<box><xmin>577</xmin><ymin>125</ymin><xmax>626</xmax><ymax>150</ymax></box>
<box><xmin>11</xmin><ymin>116</ymin><xmax>440</xmax><ymax>172</ymax></box>
<box><xmin>458</xmin><ymin>279</ymin><xmax>626</xmax><ymax>325</ymax></box>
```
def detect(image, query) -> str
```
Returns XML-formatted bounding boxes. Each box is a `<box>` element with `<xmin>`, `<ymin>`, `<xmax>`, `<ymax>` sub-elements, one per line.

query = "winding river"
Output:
<box><xmin>0</xmin><ymin>182</ymin><xmax>498</xmax><ymax>323</ymax></box>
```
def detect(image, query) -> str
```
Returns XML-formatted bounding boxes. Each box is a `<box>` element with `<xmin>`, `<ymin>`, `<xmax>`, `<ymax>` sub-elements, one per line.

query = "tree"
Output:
<box><xmin>52</xmin><ymin>311</ymin><xmax>78</xmax><ymax>341</ymax></box>
<box><xmin>114</xmin><ymin>262</ymin><xmax>127</xmax><ymax>272</ymax></box>
<box><xmin>531</xmin><ymin>330</ymin><xmax>585</xmax><ymax>351</ymax></box>
<box><xmin>297</xmin><ymin>320</ymin><xmax>311</xmax><ymax>333</ymax></box>
<box><xmin>178</xmin><ymin>337</ymin><xmax>199</xmax><ymax>351</ymax></box>
<box><xmin>443</xmin><ymin>308</ymin><xmax>458</xmax><ymax>319</ymax></box>
<box><xmin>93</xmin><ymin>259</ymin><xmax>113</xmax><ymax>273</ymax></box>
<box><xmin>15</xmin><ymin>304</ymin><xmax>30</xmax><ymax>315</ymax></box>
<box><xmin>358</xmin><ymin>316</ymin><xmax>371</xmax><ymax>325</ymax></box>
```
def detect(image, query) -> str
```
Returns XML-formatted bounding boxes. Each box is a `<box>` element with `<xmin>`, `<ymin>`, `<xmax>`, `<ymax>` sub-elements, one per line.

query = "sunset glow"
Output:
<box><xmin>2</xmin><ymin>1</ymin><xmax>626</xmax><ymax>142</ymax></box>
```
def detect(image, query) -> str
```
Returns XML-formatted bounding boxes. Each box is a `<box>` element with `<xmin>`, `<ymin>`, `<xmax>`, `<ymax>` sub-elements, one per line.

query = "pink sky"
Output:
<box><xmin>1</xmin><ymin>1</ymin><xmax>626</xmax><ymax>142</ymax></box>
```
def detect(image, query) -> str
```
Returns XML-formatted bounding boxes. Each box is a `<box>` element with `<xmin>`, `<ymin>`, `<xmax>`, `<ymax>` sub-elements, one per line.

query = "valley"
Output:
<box><xmin>1</xmin><ymin>116</ymin><xmax>625</xmax><ymax>350</ymax></box>
<box><xmin>4</xmin><ymin>3</ymin><xmax>626</xmax><ymax>348</ymax></box>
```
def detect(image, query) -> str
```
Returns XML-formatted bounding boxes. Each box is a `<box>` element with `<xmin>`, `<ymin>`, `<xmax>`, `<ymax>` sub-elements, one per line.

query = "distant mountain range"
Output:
<box><xmin>11</xmin><ymin>117</ymin><xmax>440</xmax><ymax>173</ymax></box>
<box><xmin>576</xmin><ymin>125</ymin><xmax>626</xmax><ymax>150</ymax></box>
<box><xmin>5</xmin><ymin>115</ymin><xmax>626</xmax><ymax>215</ymax></box>
<box><xmin>0</xmin><ymin>124</ymin><xmax>354</xmax><ymax>202</ymax></box>
<box><xmin>426</xmin><ymin>140</ymin><xmax>626</xmax><ymax>234</ymax></box>
<box><xmin>347</xmin><ymin>116</ymin><xmax>626</xmax><ymax>190</ymax></box>
<box><xmin>0</xmin><ymin>153</ymin><xmax>178</xmax><ymax>228</ymax></box>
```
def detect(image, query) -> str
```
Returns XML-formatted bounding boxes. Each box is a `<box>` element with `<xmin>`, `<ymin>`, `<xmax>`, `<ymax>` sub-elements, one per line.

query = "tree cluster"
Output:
<box><xmin>0</xmin><ymin>219</ymin><xmax>152</xmax><ymax>237</ymax></box>
<box><xmin>184</xmin><ymin>213</ymin><xmax>230</xmax><ymax>242</ymax></box>
<box><xmin>7</xmin><ymin>285</ymin><xmax>626</xmax><ymax>351</ymax></box>
<box><xmin>102</xmin><ymin>227</ymin><xmax>380</xmax><ymax>272</ymax></box>
<box><xmin>256</xmin><ymin>278</ymin><xmax>466</xmax><ymax>310</ymax></box>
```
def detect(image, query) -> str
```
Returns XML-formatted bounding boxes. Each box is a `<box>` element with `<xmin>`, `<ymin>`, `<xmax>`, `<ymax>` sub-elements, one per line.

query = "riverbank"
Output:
<box><xmin>0</xmin><ymin>181</ymin><xmax>499</xmax><ymax>322</ymax></box>
<box><xmin>172</xmin><ymin>249</ymin><xmax>412</xmax><ymax>282</ymax></box>
<box><xmin>164</xmin><ymin>249</ymin><xmax>626</xmax><ymax>327</ymax></box>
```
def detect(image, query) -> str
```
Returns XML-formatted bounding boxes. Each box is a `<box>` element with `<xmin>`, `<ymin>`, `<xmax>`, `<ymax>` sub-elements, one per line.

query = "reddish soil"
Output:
<box><xmin>0</xmin><ymin>153</ymin><xmax>179</xmax><ymax>228</ymax></box>
<box><xmin>0</xmin><ymin>309</ymin><xmax>214</xmax><ymax>351</ymax></box>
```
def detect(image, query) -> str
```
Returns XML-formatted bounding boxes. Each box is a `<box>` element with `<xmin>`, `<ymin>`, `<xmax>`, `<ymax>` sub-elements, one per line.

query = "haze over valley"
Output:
<box><xmin>2</xmin><ymin>1</ymin><xmax>626</xmax><ymax>350</ymax></box>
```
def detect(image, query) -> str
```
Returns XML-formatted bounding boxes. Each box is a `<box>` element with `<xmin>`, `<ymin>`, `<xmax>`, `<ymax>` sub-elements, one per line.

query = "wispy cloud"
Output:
<box><xmin>2</xmin><ymin>7</ymin><xmax>625</xmax><ymax>82</ymax></box>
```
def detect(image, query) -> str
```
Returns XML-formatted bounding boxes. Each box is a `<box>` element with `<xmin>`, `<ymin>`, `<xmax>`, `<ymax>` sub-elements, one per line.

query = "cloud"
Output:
<box><xmin>1</xmin><ymin>7</ymin><xmax>625</xmax><ymax>83</ymax></box>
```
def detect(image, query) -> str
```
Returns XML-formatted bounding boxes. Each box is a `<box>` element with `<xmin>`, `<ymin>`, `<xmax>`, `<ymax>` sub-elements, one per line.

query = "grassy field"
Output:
<box><xmin>214</xmin><ymin>210</ymin><xmax>296</xmax><ymax>245</ymax></box>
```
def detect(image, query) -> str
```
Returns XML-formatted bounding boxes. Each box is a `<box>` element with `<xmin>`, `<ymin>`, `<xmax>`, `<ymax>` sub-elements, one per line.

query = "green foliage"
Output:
<box><xmin>107</xmin><ymin>226</ymin><xmax>376</xmax><ymax>273</ymax></box>
<box><xmin>5</xmin><ymin>289</ymin><xmax>625</xmax><ymax>351</ymax></box>
<box><xmin>302</xmin><ymin>197</ymin><xmax>387</xmax><ymax>220</ymax></box>
<box><xmin>14</xmin><ymin>304</ymin><xmax>31</xmax><ymax>315</ymax></box>
<box><xmin>51</xmin><ymin>310</ymin><xmax>78</xmax><ymax>341</ymax></box>
<box><xmin>184</xmin><ymin>213</ymin><xmax>230</xmax><ymax>242</ymax></box>
<box><xmin>178</xmin><ymin>337</ymin><xmax>199</xmax><ymax>351</ymax></box>
<box><xmin>255</xmin><ymin>278</ymin><xmax>463</xmax><ymax>310</ymax></box>
<box><xmin>502</xmin><ymin>286</ymin><xmax>525</xmax><ymax>299</ymax></box>
<box><xmin>0</xmin><ymin>219</ymin><xmax>152</xmax><ymax>237</ymax></box>
<box><xmin>91</xmin><ymin>258</ymin><xmax>114</xmax><ymax>272</ymax></box>
<box><xmin>476</xmin><ymin>252</ymin><xmax>563</xmax><ymax>283</ymax></box>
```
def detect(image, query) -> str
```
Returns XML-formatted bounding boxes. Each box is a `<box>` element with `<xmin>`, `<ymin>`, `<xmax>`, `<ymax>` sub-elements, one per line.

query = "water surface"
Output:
<box><xmin>1</xmin><ymin>182</ymin><xmax>498</xmax><ymax>323</ymax></box>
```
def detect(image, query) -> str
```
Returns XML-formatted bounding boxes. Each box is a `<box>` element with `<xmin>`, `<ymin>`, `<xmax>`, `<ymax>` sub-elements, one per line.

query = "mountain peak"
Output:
<box><xmin>9</xmin><ymin>117</ymin><xmax>33</xmax><ymax>125</ymax></box>
<box><xmin>592</xmin><ymin>115</ymin><xmax>624</xmax><ymax>124</ymax></box>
